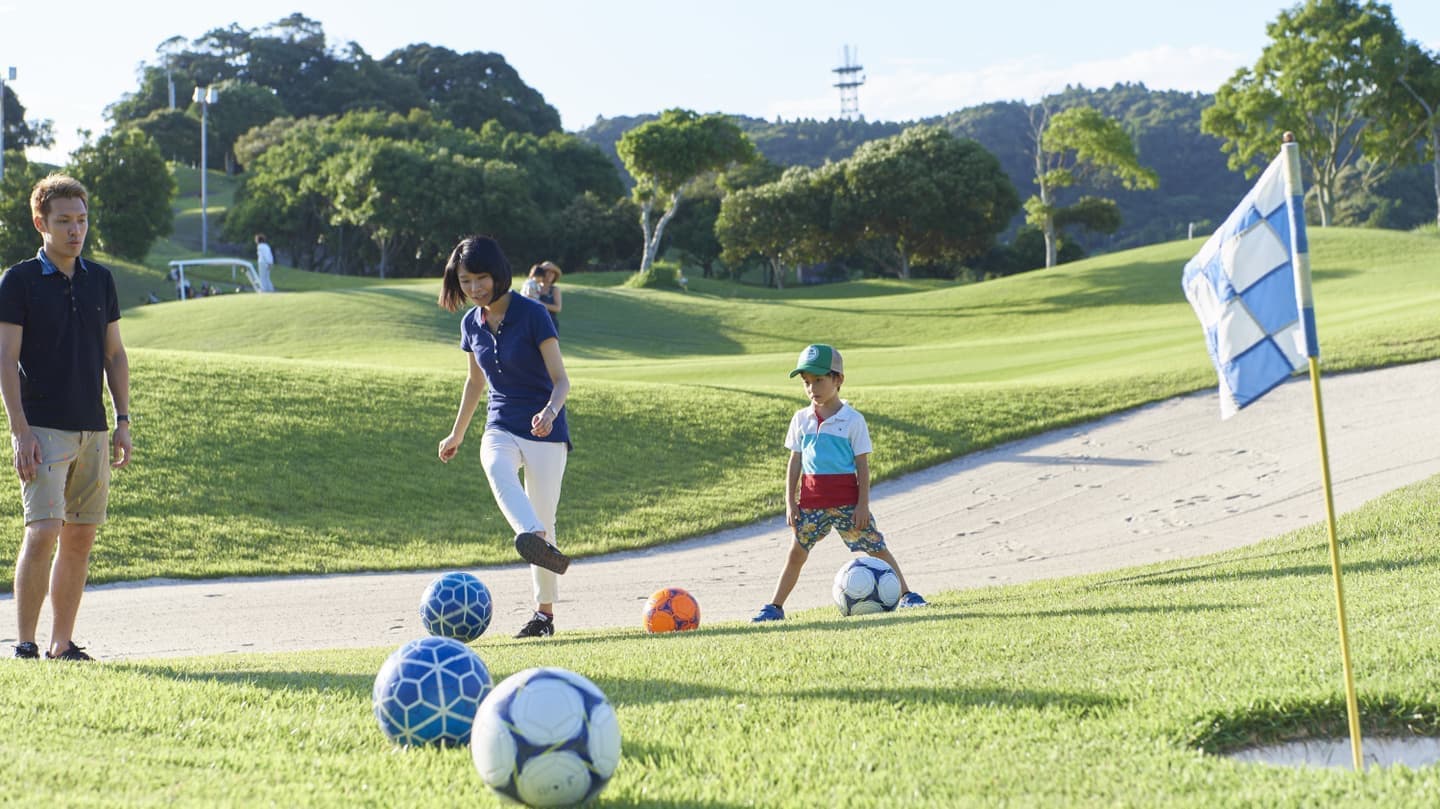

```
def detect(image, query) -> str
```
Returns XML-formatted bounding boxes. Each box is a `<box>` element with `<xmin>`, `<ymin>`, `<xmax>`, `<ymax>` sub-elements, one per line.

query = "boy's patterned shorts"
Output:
<box><xmin>793</xmin><ymin>505</ymin><xmax>887</xmax><ymax>552</ymax></box>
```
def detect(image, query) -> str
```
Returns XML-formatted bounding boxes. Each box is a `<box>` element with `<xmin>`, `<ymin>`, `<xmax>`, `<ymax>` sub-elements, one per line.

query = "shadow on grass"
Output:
<box><xmin>586</xmin><ymin>781</ymin><xmax>756</xmax><ymax>809</ymax></box>
<box><xmin>795</xmin><ymin>684</ymin><xmax>1120</xmax><ymax>717</ymax></box>
<box><xmin>1025</xmin><ymin>261</ymin><xmax>1363</xmax><ymax>312</ymax></box>
<box><xmin>500</xmin><ymin>601</ymin><xmax>1235</xmax><ymax>653</ymax></box>
<box><xmin>128</xmin><ymin>664</ymin><xmax>375</xmax><ymax>696</ymax></box>
<box><xmin>1186</xmin><ymin>693</ymin><xmax>1440</xmax><ymax>754</ymax></box>
<box><xmin>561</xmin><ymin>289</ymin><xmax>745</xmax><ymax>360</ymax></box>
<box><xmin>579</xmin><ymin>671</ymin><xmax>1120</xmax><ymax>718</ymax></box>
<box><xmin>1094</xmin><ymin>551</ymin><xmax>1440</xmax><ymax>590</ymax></box>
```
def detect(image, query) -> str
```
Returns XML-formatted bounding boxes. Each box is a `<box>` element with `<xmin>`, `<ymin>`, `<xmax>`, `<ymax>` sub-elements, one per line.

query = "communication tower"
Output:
<box><xmin>832</xmin><ymin>45</ymin><xmax>865</xmax><ymax>120</ymax></box>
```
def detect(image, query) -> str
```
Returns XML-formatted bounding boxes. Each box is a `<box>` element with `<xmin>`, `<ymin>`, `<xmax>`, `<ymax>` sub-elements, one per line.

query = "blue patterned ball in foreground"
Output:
<box><xmin>420</xmin><ymin>571</ymin><xmax>493</xmax><ymax>642</ymax></box>
<box><xmin>373</xmin><ymin>636</ymin><xmax>492</xmax><ymax>747</ymax></box>
<box><xmin>471</xmin><ymin>667</ymin><xmax>622</xmax><ymax>807</ymax></box>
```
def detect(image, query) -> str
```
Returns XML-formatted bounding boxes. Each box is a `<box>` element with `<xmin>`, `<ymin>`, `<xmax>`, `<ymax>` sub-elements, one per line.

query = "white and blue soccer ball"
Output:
<box><xmin>832</xmin><ymin>556</ymin><xmax>902</xmax><ymax>616</ymax></box>
<box><xmin>420</xmin><ymin>571</ymin><xmax>493</xmax><ymax>642</ymax></box>
<box><xmin>372</xmin><ymin>636</ymin><xmax>492</xmax><ymax>747</ymax></box>
<box><xmin>471</xmin><ymin>667</ymin><xmax>622</xmax><ymax>808</ymax></box>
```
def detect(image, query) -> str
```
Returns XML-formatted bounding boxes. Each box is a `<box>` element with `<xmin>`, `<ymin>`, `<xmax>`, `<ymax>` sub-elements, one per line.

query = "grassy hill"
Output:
<box><xmin>3</xmin><ymin>219</ymin><xmax>1436</xmax><ymax>586</ymax></box>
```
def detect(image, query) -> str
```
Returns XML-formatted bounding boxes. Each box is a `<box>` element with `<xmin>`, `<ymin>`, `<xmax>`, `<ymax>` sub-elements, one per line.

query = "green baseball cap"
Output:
<box><xmin>790</xmin><ymin>344</ymin><xmax>844</xmax><ymax>377</ymax></box>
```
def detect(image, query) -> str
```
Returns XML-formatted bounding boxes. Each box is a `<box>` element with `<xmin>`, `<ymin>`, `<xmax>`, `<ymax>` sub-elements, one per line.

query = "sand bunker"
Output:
<box><xmin>1230</xmin><ymin>737</ymin><xmax>1440</xmax><ymax>770</ymax></box>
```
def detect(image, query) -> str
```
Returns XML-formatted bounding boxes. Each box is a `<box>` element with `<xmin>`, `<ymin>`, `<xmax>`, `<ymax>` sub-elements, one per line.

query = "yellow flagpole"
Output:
<box><xmin>1283</xmin><ymin>131</ymin><xmax>1362</xmax><ymax>770</ymax></box>
<box><xmin>1307</xmin><ymin>356</ymin><xmax>1364</xmax><ymax>770</ymax></box>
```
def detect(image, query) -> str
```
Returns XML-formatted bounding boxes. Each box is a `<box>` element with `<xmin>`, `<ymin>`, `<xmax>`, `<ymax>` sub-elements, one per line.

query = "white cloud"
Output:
<box><xmin>768</xmin><ymin>45</ymin><xmax>1249</xmax><ymax>123</ymax></box>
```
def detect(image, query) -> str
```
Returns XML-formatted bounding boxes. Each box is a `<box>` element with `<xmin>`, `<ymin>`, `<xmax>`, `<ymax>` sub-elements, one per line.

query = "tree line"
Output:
<box><xmin>3</xmin><ymin>1</ymin><xmax>1437</xmax><ymax>280</ymax></box>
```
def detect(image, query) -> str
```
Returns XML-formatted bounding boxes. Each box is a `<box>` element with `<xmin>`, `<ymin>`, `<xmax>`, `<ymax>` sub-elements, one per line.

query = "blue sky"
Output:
<box><xmin>4</xmin><ymin>0</ymin><xmax>1439</xmax><ymax>165</ymax></box>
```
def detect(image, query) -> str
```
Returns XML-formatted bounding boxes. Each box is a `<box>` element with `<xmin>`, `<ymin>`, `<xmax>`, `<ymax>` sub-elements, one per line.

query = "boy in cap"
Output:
<box><xmin>752</xmin><ymin>344</ymin><xmax>926</xmax><ymax>621</ymax></box>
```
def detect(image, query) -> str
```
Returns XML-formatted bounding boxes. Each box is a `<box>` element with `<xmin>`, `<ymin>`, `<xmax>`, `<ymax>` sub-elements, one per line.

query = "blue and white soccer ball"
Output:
<box><xmin>372</xmin><ymin>636</ymin><xmax>493</xmax><ymax>747</ymax></box>
<box><xmin>420</xmin><ymin>571</ymin><xmax>493</xmax><ymax>642</ymax></box>
<box><xmin>471</xmin><ymin>667</ymin><xmax>622</xmax><ymax>808</ymax></box>
<box><xmin>832</xmin><ymin>556</ymin><xmax>902</xmax><ymax>616</ymax></box>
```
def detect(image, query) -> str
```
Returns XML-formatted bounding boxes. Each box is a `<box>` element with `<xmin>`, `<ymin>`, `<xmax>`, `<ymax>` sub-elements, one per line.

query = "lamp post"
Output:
<box><xmin>193</xmin><ymin>85</ymin><xmax>218</xmax><ymax>254</ymax></box>
<box><xmin>0</xmin><ymin>67</ymin><xmax>15</xmax><ymax>189</ymax></box>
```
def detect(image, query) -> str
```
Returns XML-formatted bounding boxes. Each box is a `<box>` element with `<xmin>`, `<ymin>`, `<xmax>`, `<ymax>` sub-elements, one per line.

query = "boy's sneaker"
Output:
<box><xmin>13</xmin><ymin>642</ymin><xmax>40</xmax><ymax>659</ymax></box>
<box><xmin>515</xmin><ymin>532</ymin><xmax>570</xmax><ymax>575</ymax></box>
<box><xmin>751</xmin><ymin>604</ymin><xmax>785</xmax><ymax>622</ymax></box>
<box><xmin>45</xmin><ymin>642</ymin><xmax>94</xmax><ymax>661</ymax></box>
<box><xmin>897</xmin><ymin>592</ymin><xmax>929</xmax><ymax>609</ymax></box>
<box><xmin>514</xmin><ymin>611</ymin><xmax>555</xmax><ymax>639</ymax></box>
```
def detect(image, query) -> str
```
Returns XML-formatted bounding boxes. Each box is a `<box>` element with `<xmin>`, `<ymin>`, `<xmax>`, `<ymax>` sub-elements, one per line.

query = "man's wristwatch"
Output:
<box><xmin>115</xmin><ymin>414</ymin><xmax>130</xmax><ymax>425</ymax></box>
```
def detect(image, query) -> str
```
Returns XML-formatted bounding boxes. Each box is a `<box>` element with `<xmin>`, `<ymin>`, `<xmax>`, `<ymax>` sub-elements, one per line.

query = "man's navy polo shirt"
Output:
<box><xmin>0</xmin><ymin>250</ymin><xmax>121</xmax><ymax>431</ymax></box>
<box><xmin>460</xmin><ymin>292</ymin><xmax>570</xmax><ymax>447</ymax></box>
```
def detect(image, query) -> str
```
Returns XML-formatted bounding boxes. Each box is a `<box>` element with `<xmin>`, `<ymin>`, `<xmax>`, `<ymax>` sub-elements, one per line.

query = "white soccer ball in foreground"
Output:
<box><xmin>471</xmin><ymin>667</ymin><xmax>622</xmax><ymax>807</ymax></box>
<box><xmin>832</xmin><ymin>556</ymin><xmax>902</xmax><ymax>615</ymax></box>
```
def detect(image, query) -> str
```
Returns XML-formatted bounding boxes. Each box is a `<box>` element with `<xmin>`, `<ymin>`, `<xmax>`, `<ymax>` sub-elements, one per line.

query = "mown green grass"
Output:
<box><xmin>4</xmin><ymin>476</ymin><xmax>1439</xmax><ymax>806</ymax></box>
<box><xmin>0</xmin><ymin>351</ymin><xmax>1184</xmax><ymax>584</ymax></box>
<box><xmin>168</xmin><ymin>164</ymin><xmax>238</xmax><ymax>252</ymax></box>
<box><xmin>3</xmin><ymin>228</ymin><xmax>1437</xmax><ymax>586</ymax></box>
<box><xmin>119</xmin><ymin>229</ymin><xmax>1440</xmax><ymax>382</ymax></box>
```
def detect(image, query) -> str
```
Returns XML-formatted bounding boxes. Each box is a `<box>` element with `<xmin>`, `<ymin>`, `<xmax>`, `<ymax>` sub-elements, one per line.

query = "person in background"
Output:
<box><xmin>0</xmin><ymin>174</ymin><xmax>133</xmax><ymax>661</ymax></box>
<box><xmin>437</xmin><ymin>236</ymin><xmax>574</xmax><ymax>639</ymax></box>
<box><xmin>535</xmin><ymin>261</ymin><xmax>563</xmax><ymax>330</ymax></box>
<box><xmin>254</xmin><ymin>234</ymin><xmax>275</xmax><ymax>292</ymax></box>
<box><xmin>520</xmin><ymin>265</ymin><xmax>545</xmax><ymax>300</ymax></box>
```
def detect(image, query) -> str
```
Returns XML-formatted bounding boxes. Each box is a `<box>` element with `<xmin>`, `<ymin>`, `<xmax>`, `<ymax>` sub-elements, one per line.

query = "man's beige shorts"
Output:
<box><xmin>21</xmin><ymin>427</ymin><xmax>110</xmax><ymax>525</ymax></box>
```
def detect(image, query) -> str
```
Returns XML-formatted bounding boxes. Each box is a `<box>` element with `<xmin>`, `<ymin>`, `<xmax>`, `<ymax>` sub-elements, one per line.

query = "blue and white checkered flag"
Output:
<box><xmin>1182</xmin><ymin>145</ymin><xmax>1318</xmax><ymax>419</ymax></box>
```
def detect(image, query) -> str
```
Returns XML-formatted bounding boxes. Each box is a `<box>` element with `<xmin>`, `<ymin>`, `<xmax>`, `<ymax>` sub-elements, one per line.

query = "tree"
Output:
<box><xmin>0</xmin><ymin>154</ymin><xmax>48</xmax><ymax>267</ymax></box>
<box><xmin>716</xmin><ymin>165</ymin><xmax>839</xmax><ymax>288</ymax></box>
<box><xmin>125</xmin><ymin>108</ymin><xmax>201</xmax><ymax>164</ymax></box>
<box><xmin>1026</xmin><ymin>104</ymin><xmax>1157</xmax><ymax>268</ymax></box>
<box><xmin>2</xmin><ymin>84</ymin><xmax>55</xmax><ymax>152</ymax></box>
<box><xmin>1201</xmin><ymin>0</ymin><xmax>1411</xmax><ymax>226</ymax></box>
<box><xmin>222</xmin><ymin>116</ymin><xmax>339</xmax><ymax>271</ymax></box>
<box><xmin>67</xmin><ymin>129</ymin><xmax>175</xmax><ymax>260</ymax></box>
<box><xmin>837</xmin><ymin>125</ymin><xmax>1020</xmax><ymax>278</ymax></box>
<box><xmin>202</xmin><ymin>80</ymin><xmax>287</xmax><ymax>172</ymax></box>
<box><xmin>315</xmin><ymin>135</ymin><xmax>548</xmax><ymax>278</ymax></box>
<box><xmin>232</xmin><ymin>115</ymin><xmax>307</xmax><ymax>168</ymax></box>
<box><xmin>107</xmin><ymin>16</ymin><xmax>560</xmax><ymax>159</ymax></box>
<box><xmin>616</xmin><ymin>109</ymin><xmax>756</xmax><ymax>273</ymax></box>
<box><xmin>550</xmin><ymin>192</ymin><xmax>640</xmax><ymax>272</ymax></box>
<box><xmin>380</xmin><ymin>44</ymin><xmax>561</xmax><ymax>135</ymax></box>
<box><xmin>1393</xmin><ymin>41</ymin><xmax>1440</xmax><ymax>228</ymax></box>
<box><xmin>664</xmin><ymin>186</ymin><xmax>723</xmax><ymax>277</ymax></box>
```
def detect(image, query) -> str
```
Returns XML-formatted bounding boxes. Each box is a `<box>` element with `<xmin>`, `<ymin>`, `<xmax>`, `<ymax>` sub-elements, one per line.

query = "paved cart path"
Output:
<box><xmin>4</xmin><ymin>360</ymin><xmax>1438</xmax><ymax>662</ymax></box>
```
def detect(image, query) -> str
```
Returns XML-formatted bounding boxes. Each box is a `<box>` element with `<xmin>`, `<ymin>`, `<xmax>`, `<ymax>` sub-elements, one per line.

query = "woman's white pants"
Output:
<box><xmin>480</xmin><ymin>428</ymin><xmax>568</xmax><ymax>605</ymax></box>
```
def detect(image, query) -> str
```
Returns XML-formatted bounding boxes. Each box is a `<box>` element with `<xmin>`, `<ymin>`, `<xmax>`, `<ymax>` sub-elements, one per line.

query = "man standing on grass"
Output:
<box><xmin>0</xmin><ymin>174</ymin><xmax>132</xmax><ymax>661</ymax></box>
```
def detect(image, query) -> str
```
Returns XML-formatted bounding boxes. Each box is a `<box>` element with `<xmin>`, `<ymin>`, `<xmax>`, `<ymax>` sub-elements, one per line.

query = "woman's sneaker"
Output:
<box><xmin>514</xmin><ymin>611</ymin><xmax>555</xmax><ymax>638</ymax></box>
<box><xmin>45</xmin><ymin>642</ymin><xmax>94</xmax><ymax>661</ymax></box>
<box><xmin>13</xmin><ymin>642</ymin><xmax>39</xmax><ymax>659</ymax></box>
<box><xmin>515</xmin><ymin>532</ymin><xmax>570</xmax><ymax>574</ymax></box>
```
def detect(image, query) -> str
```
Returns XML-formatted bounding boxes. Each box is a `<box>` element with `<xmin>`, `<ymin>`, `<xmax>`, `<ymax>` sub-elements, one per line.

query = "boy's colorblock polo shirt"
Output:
<box><xmin>786</xmin><ymin>401</ymin><xmax>871</xmax><ymax>509</ymax></box>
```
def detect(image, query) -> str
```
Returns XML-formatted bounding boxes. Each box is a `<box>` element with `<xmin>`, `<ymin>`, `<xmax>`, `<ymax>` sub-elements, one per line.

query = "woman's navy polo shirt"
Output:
<box><xmin>460</xmin><ymin>292</ymin><xmax>569</xmax><ymax>447</ymax></box>
<box><xmin>0</xmin><ymin>252</ymin><xmax>120</xmax><ymax>432</ymax></box>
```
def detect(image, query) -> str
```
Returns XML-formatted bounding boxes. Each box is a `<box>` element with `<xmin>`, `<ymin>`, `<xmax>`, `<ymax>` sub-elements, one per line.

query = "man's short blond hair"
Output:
<box><xmin>30</xmin><ymin>174</ymin><xmax>89</xmax><ymax>220</ymax></box>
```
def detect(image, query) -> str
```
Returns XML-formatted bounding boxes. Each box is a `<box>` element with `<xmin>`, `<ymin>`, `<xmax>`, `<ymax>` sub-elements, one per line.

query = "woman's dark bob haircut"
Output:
<box><xmin>438</xmin><ymin>234</ymin><xmax>512</xmax><ymax>312</ymax></box>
